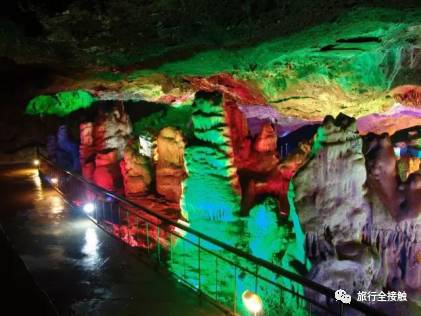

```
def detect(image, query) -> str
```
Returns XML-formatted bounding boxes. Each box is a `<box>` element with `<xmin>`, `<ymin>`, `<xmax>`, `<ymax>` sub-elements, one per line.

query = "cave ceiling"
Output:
<box><xmin>1</xmin><ymin>1</ymin><xmax>420</xmax><ymax>124</ymax></box>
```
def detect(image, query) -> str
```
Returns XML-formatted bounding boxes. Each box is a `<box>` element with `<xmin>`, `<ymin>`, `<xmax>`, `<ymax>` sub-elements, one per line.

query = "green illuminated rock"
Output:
<box><xmin>26</xmin><ymin>90</ymin><xmax>96</xmax><ymax>117</ymax></box>
<box><xmin>181</xmin><ymin>92</ymin><xmax>240</xmax><ymax>222</ymax></box>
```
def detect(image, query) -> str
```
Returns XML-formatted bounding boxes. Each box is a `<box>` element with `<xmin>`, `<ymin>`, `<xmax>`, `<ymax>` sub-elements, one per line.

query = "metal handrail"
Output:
<box><xmin>38</xmin><ymin>152</ymin><xmax>384</xmax><ymax>316</ymax></box>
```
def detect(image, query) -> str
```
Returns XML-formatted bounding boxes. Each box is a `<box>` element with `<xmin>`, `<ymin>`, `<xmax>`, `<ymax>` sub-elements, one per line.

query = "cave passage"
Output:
<box><xmin>0</xmin><ymin>164</ymin><xmax>221</xmax><ymax>316</ymax></box>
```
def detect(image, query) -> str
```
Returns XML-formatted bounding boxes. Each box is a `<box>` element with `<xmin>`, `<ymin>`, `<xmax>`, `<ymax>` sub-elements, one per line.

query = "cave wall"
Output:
<box><xmin>291</xmin><ymin>114</ymin><xmax>421</xmax><ymax>309</ymax></box>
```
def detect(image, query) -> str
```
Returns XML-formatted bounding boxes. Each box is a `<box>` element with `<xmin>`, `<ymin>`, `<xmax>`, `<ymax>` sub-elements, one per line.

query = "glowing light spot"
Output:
<box><xmin>50</xmin><ymin>177</ymin><xmax>58</xmax><ymax>184</ymax></box>
<box><xmin>50</xmin><ymin>196</ymin><xmax>64</xmax><ymax>214</ymax></box>
<box><xmin>242</xmin><ymin>290</ymin><xmax>263</xmax><ymax>314</ymax></box>
<box><xmin>83</xmin><ymin>203</ymin><xmax>95</xmax><ymax>214</ymax></box>
<box><xmin>33</xmin><ymin>159</ymin><xmax>40</xmax><ymax>166</ymax></box>
<box><xmin>82</xmin><ymin>227</ymin><xmax>100</xmax><ymax>269</ymax></box>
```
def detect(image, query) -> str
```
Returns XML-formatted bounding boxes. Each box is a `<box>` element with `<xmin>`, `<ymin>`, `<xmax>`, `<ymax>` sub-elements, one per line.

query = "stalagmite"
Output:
<box><xmin>155</xmin><ymin>127</ymin><xmax>186</xmax><ymax>202</ymax></box>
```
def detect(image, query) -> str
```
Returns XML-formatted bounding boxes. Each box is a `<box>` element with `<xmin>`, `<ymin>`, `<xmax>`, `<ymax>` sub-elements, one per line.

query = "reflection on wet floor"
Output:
<box><xmin>0</xmin><ymin>164</ymin><xmax>222</xmax><ymax>316</ymax></box>
<box><xmin>82</xmin><ymin>227</ymin><xmax>101</xmax><ymax>269</ymax></box>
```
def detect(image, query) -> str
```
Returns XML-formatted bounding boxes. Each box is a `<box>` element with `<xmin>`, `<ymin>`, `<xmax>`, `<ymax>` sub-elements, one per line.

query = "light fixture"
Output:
<box><xmin>242</xmin><ymin>290</ymin><xmax>263</xmax><ymax>315</ymax></box>
<box><xmin>51</xmin><ymin>177</ymin><xmax>58</xmax><ymax>184</ymax></box>
<box><xmin>83</xmin><ymin>202</ymin><xmax>95</xmax><ymax>214</ymax></box>
<box><xmin>33</xmin><ymin>159</ymin><xmax>40</xmax><ymax>166</ymax></box>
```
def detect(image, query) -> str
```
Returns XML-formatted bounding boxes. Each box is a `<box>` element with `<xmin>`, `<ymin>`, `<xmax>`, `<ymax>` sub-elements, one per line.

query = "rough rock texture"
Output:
<box><xmin>364</xmin><ymin>134</ymin><xmax>421</xmax><ymax>221</ymax></box>
<box><xmin>397</xmin><ymin>156</ymin><xmax>421</xmax><ymax>182</ymax></box>
<box><xmin>56</xmin><ymin>125</ymin><xmax>80</xmax><ymax>171</ymax></box>
<box><xmin>93</xmin><ymin>104</ymin><xmax>132</xmax><ymax>159</ymax></box>
<box><xmin>120</xmin><ymin>143</ymin><xmax>152</xmax><ymax>197</ymax></box>
<box><xmin>392</xmin><ymin>85</ymin><xmax>421</xmax><ymax>107</ymax></box>
<box><xmin>46</xmin><ymin>134</ymin><xmax>57</xmax><ymax>162</ymax></box>
<box><xmin>92</xmin><ymin>149</ymin><xmax>122</xmax><ymax>193</ymax></box>
<box><xmin>155</xmin><ymin>127</ymin><xmax>186</xmax><ymax>202</ymax></box>
<box><xmin>308</xmin><ymin>260</ymin><xmax>371</xmax><ymax>302</ymax></box>
<box><xmin>293</xmin><ymin>114</ymin><xmax>421</xmax><ymax>309</ymax></box>
<box><xmin>79</xmin><ymin>122</ymin><xmax>95</xmax><ymax>180</ymax></box>
<box><xmin>225</xmin><ymin>100</ymin><xmax>312</xmax><ymax>215</ymax></box>
<box><xmin>294</xmin><ymin>114</ymin><xmax>371</xmax><ymax>255</ymax></box>
<box><xmin>357</xmin><ymin>103</ymin><xmax>421</xmax><ymax>136</ymax></box>
<box><xmin>362</xmin><ymin>223</ymin><xmax>421</xmax><ymax>308</ymax></box>
<box><xmin>181</xmin><ymin>91</ymin><xmax>241</xmax><ymax>222</ymax></box>
<box><xmin>238</xmin><ymin>104</ymin><xmax>320</xmax><ymax>137</ymax></box>
<box><xmin>292</xmin><ymin>114</ymin><xmax>384</xmax><ymax>305</ymax></box>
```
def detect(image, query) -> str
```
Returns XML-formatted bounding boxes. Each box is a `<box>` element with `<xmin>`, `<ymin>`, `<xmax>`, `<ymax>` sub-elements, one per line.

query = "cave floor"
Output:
<box><xmin>0</xmin><ymin>164</ymin><xmax>222</xmax><ymax>316</ymax></box>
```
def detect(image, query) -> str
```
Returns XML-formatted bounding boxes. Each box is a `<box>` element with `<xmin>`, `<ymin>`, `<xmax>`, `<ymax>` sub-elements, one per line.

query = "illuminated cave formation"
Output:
<box><xmin>17</xmin><ymin>5</ymin><xmax>421</xmax><ymax>315</ymax></box>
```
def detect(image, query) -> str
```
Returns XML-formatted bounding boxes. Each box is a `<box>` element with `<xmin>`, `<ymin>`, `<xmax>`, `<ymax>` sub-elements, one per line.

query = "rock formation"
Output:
<box><xmin>225</xmin><ymin>100</ymin><xmax>312</xmax><ymax>216</ymax></box>
<box><xmin>56</xmin><ymin>125</ymin><xmax>80</xmax><ymax>172</ymax></box>
<box><xmin>79</xmin><ymin>122</ymin><xmax>95</xmax><ymax>180</ymax></box>
<box><xmin>292</xmin><ymin>115</ymin><xmax>378</xmax><ymax>298</ymax></box>
<box><xmin>292</xmin><ymin>114</ymin><xmax>421</xmax><ymax>310</ymax></box>
<box><xmin>92</xmin><ymin>149</ymin><xmax>122</xmax><ymax>193</ymax></box>
<box><xmin>155</xmin><ymin>127</ymin><xmax>186</xmax><ymax>202</ymax></box>
<box><xmin>181</xmin><ymin>91</ymin><xmax>241</xmax><ymax>222</ymax></box>
<box><xmin>93</xmin><ymin>103</ymin><xmax>132</xmax><ymax>159</ymax></box>
<box><xmin>397</xmin><ymin>156</ymin><xmax>420</xmax><ymax>182</ymax></box>
<box><xmin>120</xmin><ymin>142</ymin><xmax>152</xmax><ymax>197</ymax></box>
<box><xmin>364</xmin><ymin>133</ymin><xmax>421</xmax><ymax>221</ymax></box>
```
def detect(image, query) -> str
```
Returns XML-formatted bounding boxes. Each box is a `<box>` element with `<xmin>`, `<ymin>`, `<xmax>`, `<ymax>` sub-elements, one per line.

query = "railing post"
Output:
<box><xmin>198</xmin><ymin>237</ymin><xmax>201</xmax><ymax>292</ymax></box>
<box><xmin>254</xmin><ymin>264</ymin><xmax>259</xmax><ymax>293</ymax></box>
<box><xmin>183</xmin><ymin>238</ymin><xmax>186</xmax><ymax>280</ymax></box>
<box><xmin>146</xmin><ymin>222</ymin><xmax>150</xmax><ymax>254</ymax></box>
<box><xmin>233</xmin><ymin>265</ymin><xmax>237</xmax><ymax>314</ymax></box>
<box><xmin>157</xmin><ymin>226</ymin><xmax>161</xmax><ymax>265</ymax></box>
<box><xmin>169</xmin><ymin>233</ymin><xmax>173</xmax><ymax>266</ymax></box>
<box><xmin>215</xmin><ymin>256</ymin><xmax>218</xmax><ymax>301</ymax></box>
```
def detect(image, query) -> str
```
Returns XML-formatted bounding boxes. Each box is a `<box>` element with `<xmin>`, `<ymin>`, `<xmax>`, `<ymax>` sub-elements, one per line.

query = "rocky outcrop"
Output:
<box><xmin>92</xmin><ymin>149</ymin><xmax>123</xmax><ymax>193</ymax></box>
<box><xmin>46</xmin><ymin>134</ymin><xmax>56</xmax><ymax>162</ymax></box>
<box><xmin>93</xmin><ymin>104</ymin><xmax>132</xmax><ymax>159</ymax></box>
<box><xmin>397</xmin><ymin>156</ymin><xmax>420</xmax><ymax>181</ymax></box>
<box><xmin>155</xmin><ymin>127</ymin><xmax>186</xmax><ymax>202</ymax></box>
<box><xmin>294</xmin><ymin>114</ymin><xmax>372</xmax><ymax>259</ymax></box>
<box><xmin>292</xmin><ymin>114</ymin><xmax>421</xmax><ymax>308</ymax></box>
<box><xmin>292</xmin><ymin>115</ymin><xmax>384</xmax><ymax>304</ymax></box>
<box><xmin>181</xmin><ymin>91</ymin><xmax>241</xmax><ymax>222</ymax></box>
<box><xmin>392</xmin><ymin>85</ymin><xmax>421</xmax><ymax>107</ymax></box>
<box><xmin>120</xmin><ymin>143</ymin><xmax>152</xmax><ymax>197</ymax></box>
<box><xmin>357</xmin><ymin>103</ymin><xmax>421</xmax><ymax>136</ymax></box>
<box><xmin>225</xmin><ymin>100</ymin><xmax>312</xmax><ymax>216</ymax></box>
<box><xmin>56</xmin><ymin>125</ymin><xmax>80</xmax><ymax>172</ymax></box>
<box><xmin>364</xmin><ymin>133</ymin><xmax>421</xmax><ymax>221</ymax></box>
<box><xmin>362</xmin><ymin>222</ymin><xmax>421</xmax><ymax>306</ymax></box>
<box><xmin>79</xmin><ymin>122</ymin><xmax>95</xmax><ymax>180</ymax></box>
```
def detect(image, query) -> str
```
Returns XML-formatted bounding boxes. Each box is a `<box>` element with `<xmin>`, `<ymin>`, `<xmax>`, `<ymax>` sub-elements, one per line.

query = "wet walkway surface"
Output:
<box><xmin>0</xmin><ymin>164</ymin><xmax>222</xmax><ymax>316</ymax></box>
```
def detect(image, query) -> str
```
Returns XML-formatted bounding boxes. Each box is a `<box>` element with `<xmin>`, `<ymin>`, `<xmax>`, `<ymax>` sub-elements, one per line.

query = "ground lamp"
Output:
<box><xmin>242</xmin><ymin>290</ymin><xmax>263</xmax><ymax>315</ymax></box>
<box><xmin>83</xmin><ymin>202</ymin><xmax>95</xmax><ymax>214</ymax></box>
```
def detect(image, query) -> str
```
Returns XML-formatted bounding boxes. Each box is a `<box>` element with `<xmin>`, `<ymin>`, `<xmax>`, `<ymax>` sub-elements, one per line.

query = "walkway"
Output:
<box><xmin>0</xmin><ymin>164</ymin><xmax>222</xmax><ymax>316</ymax></box>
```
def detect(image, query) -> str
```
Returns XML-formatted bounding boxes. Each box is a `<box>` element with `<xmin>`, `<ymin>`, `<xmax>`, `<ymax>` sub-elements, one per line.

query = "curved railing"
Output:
<box><xmin>37</xmin><ymin>152</ymin><xmax>384</xmax><ymax>316</ymax></box>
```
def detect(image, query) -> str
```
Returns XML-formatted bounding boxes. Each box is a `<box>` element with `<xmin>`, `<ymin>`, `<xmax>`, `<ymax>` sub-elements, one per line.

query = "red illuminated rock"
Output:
<box><xmin>391</xmin><ymin>85</ymin><xmax>421</xmax><ymax>107</ymax></box>
<box><xmin>189</xmin><ymin>73</ymin><xmax>266</xmax><ymax>105</ymax></box>
<box><xmin>224</xmin><ymin>99</ymin><xmax>310</xmax><ymax>215</ymax></box>
<box><xmin>93</xmin><ymin>149</ymin><xmax>123</xmax><ymax>192</ymax></box>
<box><xmin>254</xmin><ymin>123</ymin><xmax>277</xmax><ymax>152</ymax></box>
<box><xmin>120</xmin><ymin>143</ymin><xmax>152</xmax><ymax>197</ymax></box>
<box><xmin>93</xmin><ymin>103</ymin><xmax>132</xmax><ymax>159</ymax></box>
<box><xmin>79</xmin><ymin>122</ymin><xmax>95</xmax><ymax>180</ymax></box>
